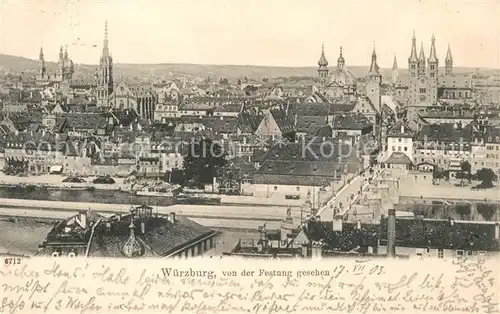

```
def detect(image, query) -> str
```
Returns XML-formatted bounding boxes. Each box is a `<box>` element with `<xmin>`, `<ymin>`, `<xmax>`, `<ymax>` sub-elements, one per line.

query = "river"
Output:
<box><xmin>0</xmin><ymin>186</ymin><xmax>175</xmax><ymax>206</ymax></box>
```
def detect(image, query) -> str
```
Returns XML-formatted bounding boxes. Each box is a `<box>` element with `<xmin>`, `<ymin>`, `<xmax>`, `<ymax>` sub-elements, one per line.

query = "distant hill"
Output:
<box><xmin>0</xmin><ymin>53</ymin><xmax>498</xmax><ymax>82</ymax></box>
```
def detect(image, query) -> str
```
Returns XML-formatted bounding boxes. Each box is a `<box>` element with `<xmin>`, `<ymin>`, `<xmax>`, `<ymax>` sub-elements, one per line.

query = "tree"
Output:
<box><xmin>182</xmin><ymin>138</ymin><xmax>227</xmax><ymax>188</ymax></box>
<box><xmin>475</xmin><ymin>168</ymin><xmax>495</xmax><ymax>189</ymax></box>
<box><xmin>455</xmin><ymin>204</ymin><xmax>471</xmax><ymax>220</ymax></box>
<box><xmin>460</xmin><ymin>161</ymin><xmax>472</xmax><ymax>183</ymax></box>
<box><xmin>477</xmin><ymin>203</ymin><xmax>496</xmax><ymax>221</ymax></box>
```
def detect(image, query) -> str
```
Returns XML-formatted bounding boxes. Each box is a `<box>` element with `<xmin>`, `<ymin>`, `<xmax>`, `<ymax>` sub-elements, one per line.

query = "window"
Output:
<box><xmin>419</xmin><ymin>88</ymin><xmax>426</xmax><ymax>94</ymax></box>
<box><xmin>392</xmin><ymin>146</ymin><xmax>396</xmax><ymax>151</ymax></box>
<box><xmin>404</xmin><ymin>147</ymin><xmax>408</xmax><ymax>152</ymax></box>
<box><xmin>398</xmin><ymin>138</ymin><xmax>402</xmax><ymax>143</ymax></box>
<box><xmin>274</xmin><ymin>186</ymin><xmax>277</xmax><ymax>190</ymax></box>
<box><xmin>456</xmin><ymin>250</ymin><xmax>464</xmax><ymax>259</ymax></box>
<box><xmin>296</xmin><ymin>187</ymin><xmax>300</xmax><ymax>191</ymax></box>
<box><xmin>438</xmin><ymin>249</ymin><xmax>444</xmax><ymax>259</ymax></box>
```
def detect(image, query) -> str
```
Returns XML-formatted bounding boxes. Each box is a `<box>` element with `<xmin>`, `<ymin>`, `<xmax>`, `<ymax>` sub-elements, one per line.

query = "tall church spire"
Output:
<box><xmin>428</xmin><ymin>34</ymin><xmax>438</xmax><ymax>63</ymax></box>
<box><xmin>418</xmin><ymin>42</ymin><xmax>426</xmax><ymax>62</ymax></box>
<box><xmin>102</xmin><ymin>20</ymin><xmax>109</xmax><ymax>58</ymax></box>
<box><xmin>392</xmin><ymin>54</ymin><xmax>398</xmax><ymax>70</ymax></box>
<box><xmin>418</xmin><ymin>41</ymin><xmax>426</xmax><ymax>76</ymax></box>
<box><xmin>409</xmin><ymin>30</ymin><xmax>418</xmax><ymax>63</ymax></box>
<box><xmin>392</xmin><ymin>54</ymin><xmax>399</xmax><ymax>85</ymax></box>
<box><xmin>97</xmin><ymin>20</ymin><xmax>114</xmax><ymax>107</ymax></box>
<box><xmin>445</xmin><ymin>43</ymin><xmax>453</xmax><ymax>75</ymax></box>
<box><xmin>39</xmin><ymin>47</ymin><xmax>44</xmax><ymax>61</ymax></box>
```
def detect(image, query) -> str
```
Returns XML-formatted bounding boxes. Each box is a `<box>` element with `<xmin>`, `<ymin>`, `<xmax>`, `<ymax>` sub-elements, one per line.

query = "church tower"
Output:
<box><xmin>445</xmin><ymin>44</ymin><xmax>453</xmax><ymax>75</ymax></box>
<box><xmin>392</xmin><ymin>55</ymin><xmax>398</xmax><ymax>85</ymax></box>
<box><xmin>418</xmin><ymin>42</ymin><xmax>426</xmax><ymax>77</ymax></box>
<box><xmin>427</xmin><ymin>35</ymin><xmax>439</xmax><ymax>104</ymax></box>
<box><xmin>38</xmin><ymin>47</ymin><xmax>46</xmax><ymax>78</ymax></box>
<box><xmin>317</xmin><ymin>44</ymin><xmax>329</xmax><ymax>85</ymax></box>
<box><xmin>366</xmin><ymin>47</ymin><xmax>382</xmax><ymax>112</ymax></box>
<box><xmin>337</xmin><ymin>46</ymin><xmax>345</xmax><ymax>70</ymax></box>
<box><xmin>97</xmin><ymin>20</ymin><xmax>114</xmax><ymax>107</ymax></box>
<box><xmin>408</xmin><ymin>31</ymin><xmax>419</xmax><ymax>106</ymax></box>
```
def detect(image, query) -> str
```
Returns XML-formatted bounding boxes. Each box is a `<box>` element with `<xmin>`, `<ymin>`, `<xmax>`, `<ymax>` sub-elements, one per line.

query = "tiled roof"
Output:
<box><xmin>237</xmin><ymin>111</ymin><xmax>263</xmax><ymax>133</ymax></box>
<box><xmin>269</xmin><ymin>109</ymin><xmax>295</xmax><ymax>134</ymax></box>
<box><xmin>288</xmin><ymin>102</ymin><xmax>355</xmax><ymax>117</ymax></box>
<box><xmin>379</xmin><ymin>217</ymin><xmax>500</xmax><ymax>251</ymax></box>
<box><xmin>295</xmin><ymin>116</ymin><xmax>328</xmax><ymax>134</ymax></box>
<box><xmin>56</xmin><ymin>113</ymin><xmax>109</xmax><ymax>132</ymax></box>
<box><xmin>387</xmin><ymin>121</ymin><xmax>414</xmax><ymax>138</ymax></box>
<box><xmin>418</xmin><ymin>123</ymin><xmax>473</xmax><ymax>142</ymax></box>
<box><xmin>331</xmin><ymin>113</ymin><xmax>372</xmax><ymax>131</ymax></box>
<box><xmin>385</xmin><ymin>152</ymin><xmax>412</xmax><ymax>165</ymax></box>
<box><xmin>214</xmin><ymin>103</ymin><xmax>244</xmax><ymax>113</ymax></box>
<box><xmin>253</xmin><ymin>141</ymin><xmax>361</xmax><ymax>185</ymax></box>
<box><xmin>110</xmin><ymin>108</ymin><xmax>140</xmax><ymax>127</ymax></box>
<box><xmin>304</xmin><ymin>220</ymin><xmax>379</xmax><ymax>251</ymax></box>
<box><xmin>89</xmin><ymin>212</ymin><xmax>216</xmax><ymax>257</ymax></box>
<box><xmin>204</xmin><ymin>117</ymin><xmax>238</xmax><ymax>134</ymax></box>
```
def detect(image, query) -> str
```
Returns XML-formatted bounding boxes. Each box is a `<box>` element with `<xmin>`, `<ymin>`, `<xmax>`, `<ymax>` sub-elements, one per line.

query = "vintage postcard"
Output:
<box><xmin>0</xmin><ymin>0</ymin><xmax>499</xmax><ymax>313</ymax></box>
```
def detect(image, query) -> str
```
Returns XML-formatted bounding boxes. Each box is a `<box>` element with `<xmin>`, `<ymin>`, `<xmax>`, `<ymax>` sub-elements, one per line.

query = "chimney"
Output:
<box><xmin>401</xmin><ymin>125</ymin><xmax>404</xmax><ymax>134</ymax></box>
<box><xmin>387</xmin><ymin>209</ymin><xmax>396</xmax><ymax>258</ymax></box>
<box><xmin>141</xmin><ymin>221</ymin><xmax>145</xmax><ymax>234</ymax></box>
<box><xmin>169</xmin><ymin>212</ymin><xmax>176</xmax><ymax>223</ymax></box>
<box><xmin>105</xmin><ymin>222</ymin><xmax>111</xmax><ymax>232</ymax></box>
<box><xmin>495</xmin><ymin>224</ymin><xmax>499</xmax><ymax>240</ymax></box>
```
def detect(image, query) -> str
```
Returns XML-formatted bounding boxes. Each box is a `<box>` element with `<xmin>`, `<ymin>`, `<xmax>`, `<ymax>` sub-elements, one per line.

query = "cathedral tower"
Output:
<box><xmin>445</xmin><ymin>44</ymin><xmax>453</xmax><ymax>75</ymax></box>
<box><xmin>427</xmin><ymin>35</ymin><xmax>439</xmax><ymax>104</ymax></box>
<box><xmin>418</xmin><ymin>42</ymin><xmax>426</xmax><ymax>76</ymax></box>
<box><xmin>317</xmin><ymin>44</ymin><xmax>329</xmax><ymax>85</ymax></box>
<box><xmin>97</xmin><ymin>20</ymin><xmax>114</xmax><ymax>107</ymax></box>
<box><xmin>408</xmin><ymin>31</ymin><xmax>418</xmax><ymax>78</ymax></box>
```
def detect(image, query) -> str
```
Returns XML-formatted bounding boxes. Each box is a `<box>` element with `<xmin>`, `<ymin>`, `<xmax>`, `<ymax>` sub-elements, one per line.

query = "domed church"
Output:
<box><xmin>317</xmin><ymin>45</ymin><xmax>357</xmax><ymax>99</ymax></box>
<box><xmin>35</xmin><ymin>46</ymin><xmax>75</xmax><ymax>84</ymax></box>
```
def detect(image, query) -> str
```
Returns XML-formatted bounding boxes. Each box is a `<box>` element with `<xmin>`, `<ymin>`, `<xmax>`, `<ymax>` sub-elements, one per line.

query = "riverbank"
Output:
<box><xmin>0</xmin><ymin>197</ymin><xmax>297</xmax><ymax>221</ymax></box>
<box><xmin>0</xmin><ymin>173</ymin><xmax>305</xmax><ymax>207</ymax></box>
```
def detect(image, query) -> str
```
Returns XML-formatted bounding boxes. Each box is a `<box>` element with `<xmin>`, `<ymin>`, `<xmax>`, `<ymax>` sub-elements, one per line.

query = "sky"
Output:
<box><xmin>0</xmin><ymin>0</ymin><xmax>499</xmax><ymax>69</ymax></box>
